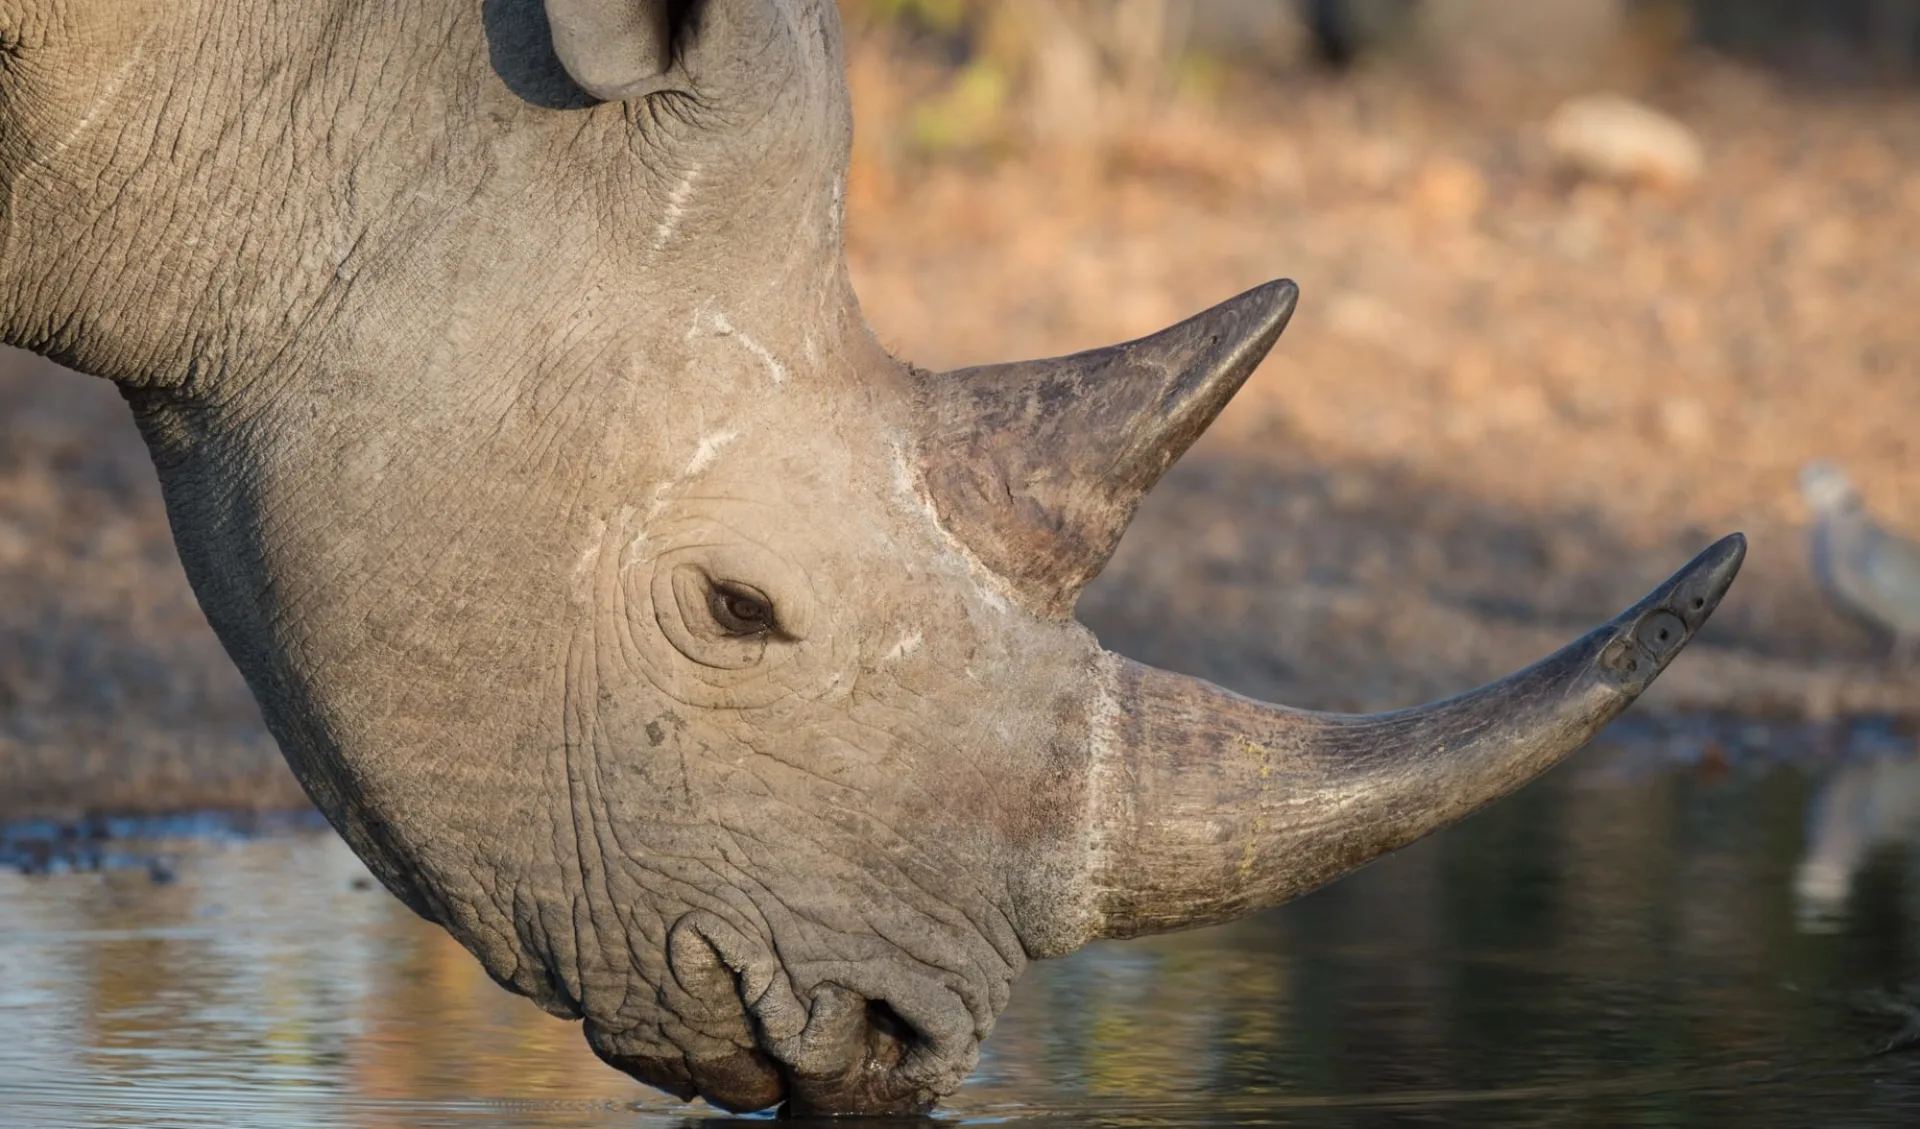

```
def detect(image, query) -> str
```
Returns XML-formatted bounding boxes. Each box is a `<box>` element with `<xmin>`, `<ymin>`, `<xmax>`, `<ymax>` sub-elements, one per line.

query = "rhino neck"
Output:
<box><xmin>0</xmin><ymin>0</ymin><xmax>855</xmax><ymax>396</ymax></box>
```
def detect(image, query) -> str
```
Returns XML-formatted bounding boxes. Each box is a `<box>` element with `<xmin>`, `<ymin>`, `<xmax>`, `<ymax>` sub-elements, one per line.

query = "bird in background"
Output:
<box><xmin>1801</xmin><ymin>461</ymin><xmax>1920</xmax><ymax>668</ymax></box>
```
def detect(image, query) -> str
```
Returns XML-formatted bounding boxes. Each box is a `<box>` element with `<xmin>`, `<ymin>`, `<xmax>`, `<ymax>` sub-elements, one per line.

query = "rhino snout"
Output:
<box><xmin>583</xmin><ymin>910</ymin><xmax>983</xmax><ymax>1115</ymax></box>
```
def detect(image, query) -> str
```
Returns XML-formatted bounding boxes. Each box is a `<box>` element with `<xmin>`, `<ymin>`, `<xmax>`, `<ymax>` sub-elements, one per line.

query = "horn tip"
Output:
<box><xmin>1596</xmin><ymin>531</ymin><xmax>1747</xmax><ymax>695</ymax></box>
<box><xmin>1242</xmin><ymin>278</ymin><xmax>1300</xmax><ymax>336</ymax></box>
<box><xmin>1689</xmin><ymin>531</ymin><xmax>1747</xmax><ymax>614</ymax></box>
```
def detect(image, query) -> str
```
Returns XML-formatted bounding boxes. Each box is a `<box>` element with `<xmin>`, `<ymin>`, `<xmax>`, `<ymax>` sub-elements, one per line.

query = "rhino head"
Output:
<box><xmin>0</xmin><ymin>0</ymin><xmax>1743</xmax><ymax>1114</ymax></box>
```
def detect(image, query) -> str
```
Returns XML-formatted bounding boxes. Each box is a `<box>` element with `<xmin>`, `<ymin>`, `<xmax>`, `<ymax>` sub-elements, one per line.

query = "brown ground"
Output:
<box><xmin>3</xmin><ymin>47</ymin><xmax>1917</xmax><ymax>818</ymax></box>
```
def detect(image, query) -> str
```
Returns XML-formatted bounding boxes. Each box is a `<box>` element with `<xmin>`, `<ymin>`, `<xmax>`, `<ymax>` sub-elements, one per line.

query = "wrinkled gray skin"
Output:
<box><xmin>0</xmin><ymin>0</ymin><xmax>1745</xmax><ymax>1114</ymax></box>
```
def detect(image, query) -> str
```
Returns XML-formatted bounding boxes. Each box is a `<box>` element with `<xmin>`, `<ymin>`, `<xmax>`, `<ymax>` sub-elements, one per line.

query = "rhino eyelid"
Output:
<box><xmin>706</xmin><ymin>579</ymin><xmax>782</xmax><ymax>638</ymax></box>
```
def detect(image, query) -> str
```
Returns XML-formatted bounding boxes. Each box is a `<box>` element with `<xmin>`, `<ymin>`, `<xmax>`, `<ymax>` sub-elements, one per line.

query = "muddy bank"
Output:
<box><xmin>3</xmin><ymin>55</ymin><xmax>1916</xmax><ymax>820</ymax></box>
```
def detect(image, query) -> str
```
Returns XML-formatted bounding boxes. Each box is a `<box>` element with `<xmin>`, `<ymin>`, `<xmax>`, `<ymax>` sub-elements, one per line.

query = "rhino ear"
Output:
<box><xmin>916</xmin><ymin>280</ymin><xmax>1298</xmax><ymax>618</ymax></box>
<box><xmin>548</xmin><ymin>0</ymin><xmax>794</xmax><ymax>103</ymax></box>
<box><xmin>544</xmin><ymin>0</ymin><xmax>682</xmax><ymax>100</ymax></box>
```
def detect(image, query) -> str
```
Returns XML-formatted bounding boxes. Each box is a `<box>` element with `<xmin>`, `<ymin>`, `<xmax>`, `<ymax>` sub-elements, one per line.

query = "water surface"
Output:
<box><xmin>5</xmin><ymin>725</ymin><xmax>1920</xmax><ymax>1127</ymax></box>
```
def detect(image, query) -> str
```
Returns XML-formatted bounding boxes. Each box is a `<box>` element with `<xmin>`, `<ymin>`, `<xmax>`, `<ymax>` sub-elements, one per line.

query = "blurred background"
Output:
<box><xmin>6</xmin><ymin>3</ymin><xmax>1920</xmax><ymax>1121</ymax></box>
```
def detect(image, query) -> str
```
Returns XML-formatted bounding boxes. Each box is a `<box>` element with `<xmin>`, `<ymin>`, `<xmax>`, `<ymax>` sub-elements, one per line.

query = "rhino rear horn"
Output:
<box><xmin>915</xmin><ymin>280</ymin><xmax>1298</xmax><ymax>617</ymax></box>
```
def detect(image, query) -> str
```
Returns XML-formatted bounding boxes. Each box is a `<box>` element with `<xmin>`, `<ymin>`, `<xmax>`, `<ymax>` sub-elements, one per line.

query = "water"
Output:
<box><xmin>5</xmin><ymin>727</ymin><xmax>1920</xmax><ymax>1127</ymax></box>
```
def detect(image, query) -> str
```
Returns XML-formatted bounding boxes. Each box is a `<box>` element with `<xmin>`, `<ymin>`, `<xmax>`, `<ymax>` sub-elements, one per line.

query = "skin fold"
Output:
<box><xmin>0</xmin><ymin>0</ymin><xmax>1744</xmax><ymax>1114</ymax></box>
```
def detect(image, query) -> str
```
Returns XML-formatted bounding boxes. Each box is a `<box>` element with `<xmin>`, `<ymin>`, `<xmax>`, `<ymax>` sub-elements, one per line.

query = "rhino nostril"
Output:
<box><xmin>863</xmin><ymin>998</ymin><xmax>916</xmax><ymax>1064</ymax></box>
<box><xmin>779</xmin><ymin>995</ymin><xmax>938</xmax><ymax>1117</ymax></box>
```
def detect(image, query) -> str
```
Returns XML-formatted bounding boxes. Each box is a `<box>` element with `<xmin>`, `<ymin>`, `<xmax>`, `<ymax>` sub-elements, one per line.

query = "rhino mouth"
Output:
<box><xmin>583</xmin><ymin>909</ymin><xmax>981</xmax><ymax>1115</ymax></box>
<box><xmin>589</xmin><ymin>997</ymin><xmax>933</xmax><ymax>1116</ymax></box>
<box><xmin>769</xmin><ymin>993</ymin><xmax>938</xmax><ymax>1117</ymax></box>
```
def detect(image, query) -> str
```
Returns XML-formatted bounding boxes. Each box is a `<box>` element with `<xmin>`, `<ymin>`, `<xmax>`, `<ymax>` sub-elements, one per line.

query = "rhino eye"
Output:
<box><xmin>651</xmin><ymin>549</ymin><xmax>809</xmax><ymax>674</ymax></box>
<box><xmin>708</xmin><ymin>581</ymin><xmax>774</xmax><ymax>636</ymax></box>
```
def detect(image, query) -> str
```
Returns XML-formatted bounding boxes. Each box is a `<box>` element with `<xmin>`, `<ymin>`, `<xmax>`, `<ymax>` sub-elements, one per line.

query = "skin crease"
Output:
<box><xmin>0</xmin><ymin>0</ymin><xmax>1743</xmax><ymax>1115</ymax></box>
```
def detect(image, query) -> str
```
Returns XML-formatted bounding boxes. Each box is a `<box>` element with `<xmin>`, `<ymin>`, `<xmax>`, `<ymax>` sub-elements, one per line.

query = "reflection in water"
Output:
<box><xmin>5</xmin><ymin>738</ymin><xmax>1920</xmax><ymax>1127</ymax></box>
<box><xmin>1797</xmin><ymin>753</ymin><xmax>1920</xmax><ymax>929</ymax></box>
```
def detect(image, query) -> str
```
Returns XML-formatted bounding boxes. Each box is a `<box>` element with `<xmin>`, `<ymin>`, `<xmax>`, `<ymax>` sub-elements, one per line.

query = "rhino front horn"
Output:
<box><xmin>1086</xmin><ymin>533</ymin><xmax>1747</xmax><ymax>940</ymax></box>
<box><xmin>916</xmin><ymin>279</ymin><xmax>1298</xmax><ymax>616</ymax></box>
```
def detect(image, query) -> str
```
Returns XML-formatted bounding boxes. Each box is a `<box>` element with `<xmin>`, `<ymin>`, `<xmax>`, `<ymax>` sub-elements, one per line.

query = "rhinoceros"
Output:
<box><xmin>0</xmin><ymin>0</ymin><xmax>1743</xmax><ymax>1114</ymax></box>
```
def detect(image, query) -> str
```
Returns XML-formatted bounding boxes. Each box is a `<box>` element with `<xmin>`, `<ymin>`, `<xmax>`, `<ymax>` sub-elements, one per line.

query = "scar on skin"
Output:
<box><xmin>640</xmin><ymin>481</ymin><xmax>672</xmax><ymax>525</ymax></box>
<box><xmin>651</xmin><ymin>165</ymin><xmax>702</xmax><ymax>252</ymax></box>
<box><xmin>881</xmin><ymin>629</ymin><xmax>922</xmax><ymax>661</ymax></box>
<box><xmin>683</xmin><ymin>428</ymin><xmax>740</xmax><ymax>477</ymax></box>
<box><xmin>635</xmin><ymin>431</ymin><xmax>739</xmax><ymax>536</ymax></box>
<box><xmin>611</xmin><ymin>504</ymin><xmax>650</xmax><ymax>576</ymax></box>
<box><xmin>693</xmin><ymin>308</ymin><xmax>788</xmax><ymax>386</ymax></box>
<box><xmin>571</xmin><ymin>515</ymin><xmax>610</xmax><ymax>600</ymax></box>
